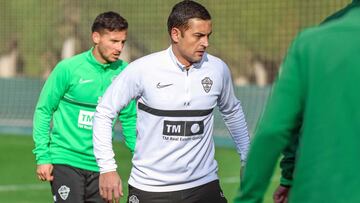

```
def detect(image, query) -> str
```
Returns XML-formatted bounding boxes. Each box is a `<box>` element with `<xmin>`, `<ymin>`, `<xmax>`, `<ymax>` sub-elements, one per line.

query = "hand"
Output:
<box><xmin>99</xmin><ymin>171</ymin><xmax>123</xmax><ymax>203</ymax></box>
<box><xmin>273</xmin><ymin>185</ymin><xmax>290</xmax><ymax>203</ymax></box>
<box><xmin>36</xmin><ymin>164</ymin><xmax>54</xmax><ymax>181</ymax></box>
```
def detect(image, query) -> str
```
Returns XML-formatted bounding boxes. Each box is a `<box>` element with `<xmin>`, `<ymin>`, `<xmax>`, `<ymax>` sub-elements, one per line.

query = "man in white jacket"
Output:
<box><xmin>93</xmin><ymin>1</ymin><xmax>250</xmax><ymax>203</ymax></box>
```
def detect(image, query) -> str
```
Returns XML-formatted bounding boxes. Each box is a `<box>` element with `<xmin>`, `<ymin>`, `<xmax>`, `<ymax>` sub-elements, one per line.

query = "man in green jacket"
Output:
<box><xmin>235</xmin><ymin>1</ymin><xmax>360</xmax><ymax>202</ymax></box>
<box><xmin>272</xmin><ymin>2</ymin><xmax>360</xmax><ymax>203</ymax></box>
<box><xmin>32</xmin><ymin>11</ymin><xmax>136</xmax><ymax>202</ymax></box>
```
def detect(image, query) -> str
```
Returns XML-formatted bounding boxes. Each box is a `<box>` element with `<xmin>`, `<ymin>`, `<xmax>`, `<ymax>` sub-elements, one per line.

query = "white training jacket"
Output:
<box><xmin>93</xmin><ymin>46</ymin><xmax>250</xmax><ymax>192</ymax></box>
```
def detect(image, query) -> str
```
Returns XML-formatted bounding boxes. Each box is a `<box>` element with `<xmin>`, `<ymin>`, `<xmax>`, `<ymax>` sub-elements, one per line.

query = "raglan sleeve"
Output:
<box><xmin>118</xmin><ymin>99</ymin><xmax>137</xmax><ymax>154</ymax></box>
<box><xmin>217</xmin><ymin>62</ymin><xmax>250</xmax><ymax>165</ymax></box>
<box><xmin>93</xmin><ymin>64</ymin><xmax>142</xmax><ymax>173</ymax></box>
<box><xmin>32</xmin><ymin>62</ymin><xmax>70</xmax><ymax>164</ymax></box>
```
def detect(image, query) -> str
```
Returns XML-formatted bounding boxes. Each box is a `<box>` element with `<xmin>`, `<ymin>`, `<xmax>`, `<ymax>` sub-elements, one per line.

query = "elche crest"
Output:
<box><xmin>201</xmin><ymin>77</ymin><xmax>213</xmax><ymax>93</ymax></box>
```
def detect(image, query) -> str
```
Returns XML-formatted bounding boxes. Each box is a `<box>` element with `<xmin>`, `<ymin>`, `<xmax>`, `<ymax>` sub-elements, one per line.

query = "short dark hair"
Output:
<box><xmin>91</xmin><ymin>11</ymin><xmax>128</xmax><ymax>33</ymax></box>
<box><xmin>167</xmin><ymin>0</ymin><xmax>211</xmax><ymax>35</ymax></box>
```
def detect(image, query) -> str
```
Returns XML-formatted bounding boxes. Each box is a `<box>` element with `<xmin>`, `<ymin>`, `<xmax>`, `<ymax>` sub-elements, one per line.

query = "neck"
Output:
<box><xmin>92</xmin><ymin>46</ymin><xmax>107</xmax><ymax>64</ymax></box>
<box><xmin>171</xmin><ymin>46</ymin><xmax>192</xmax><ymax>69</ymax></box>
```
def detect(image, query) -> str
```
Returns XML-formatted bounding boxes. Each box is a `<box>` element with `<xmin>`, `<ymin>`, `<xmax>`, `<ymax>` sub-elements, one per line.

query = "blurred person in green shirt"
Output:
<box><xmin>32</xmin><ymin>11</ymin><xmax>136</xmax><ymax>203</ymax></box>
<box><xmin>235</xmin><ymin>1</ymin><xmax>360</xmax><ymax>202</ymax></box>
<box><xmin>272</xmin><ymin>2</ymin><xmax>360</xmax><ymax>203</ymax></box>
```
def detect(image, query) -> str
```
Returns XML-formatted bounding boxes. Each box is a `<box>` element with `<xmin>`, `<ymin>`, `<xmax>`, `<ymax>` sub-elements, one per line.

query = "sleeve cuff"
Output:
<box><xmin>98</xmin><ymin>160</ymin><xmax>118</xmax><ymax>174</ymax></box>
<box><xmin>280</xmin><ymin>176</ymin><xmax>292</xmax><ymax>187</ymax></box>
<box><xmin>36</xmin><ymin>159</ymin><xmax>52</xmax><ymax>165</ymax></box>
<box><xmin>100</xmin><ymin>168</ymin><xmax>117</xmax><ymax>174</ymax></box>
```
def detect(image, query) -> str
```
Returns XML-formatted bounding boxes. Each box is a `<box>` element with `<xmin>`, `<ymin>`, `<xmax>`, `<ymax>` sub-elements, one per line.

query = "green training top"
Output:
<box><xmin>235</xmin><ymin>6</ymin><xmax>360</xmax><ymax>203</ymax></box>
<box><xmin>33</xmin><ymin>48</ymin><xmax>136</xmax><ymax>172</ymax></box>
<box><xmin>278</xmin><ymin>1</ymin><xmax>360</xmax><ymax>187</ymax></box>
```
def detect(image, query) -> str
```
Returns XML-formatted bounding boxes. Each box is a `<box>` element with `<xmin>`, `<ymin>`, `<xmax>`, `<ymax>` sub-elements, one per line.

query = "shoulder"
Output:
<box><xmin>291</xmin><ymin>19</ymin><xmax>347</xmax><ymax>50</ymax></box>
<box><xmin>126</xmin><ymin>49</ymin><xmax>169</xmax><ymax>70</ymax></box>
<box><xmin>132</xmin><ymin>50</ymin><xmax>167</xmax><ymax>65</ymax></box>
<box><xmin>203</xmin><ymin>53</ymin><xmax>229</xmax><ymax>73</ymax></box>
<box><xmin>55</xmin><ymin>51</ymin><xmax>88</xmax><ymax>71</ymax></box>
<box><xmin>207</xmin><ymin>52</ymin><xmax>226</xmax><ymax>62</ymax></box>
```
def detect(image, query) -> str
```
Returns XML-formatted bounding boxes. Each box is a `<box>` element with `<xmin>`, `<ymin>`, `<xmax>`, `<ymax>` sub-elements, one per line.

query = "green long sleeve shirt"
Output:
<box><xmin>235</xmin><ymin>5</ymin><xmax>360</xmax><ymax>203</ymax></box>
<box><xmin>279</xmin><ymin>0</ymin><xmax>360</xmax><ymax>188</ymax></box>
<box><xmin>33</xmin><ymin>48</ymin><xmax>136</xmax><ymax>172</ymax></box>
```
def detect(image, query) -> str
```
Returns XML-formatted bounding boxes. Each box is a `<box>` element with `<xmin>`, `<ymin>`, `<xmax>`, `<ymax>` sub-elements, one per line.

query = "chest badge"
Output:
<box><xmin>201</xmin><ymin>77</ymin><xmax>213</xmax><ymax>93</ymax></box>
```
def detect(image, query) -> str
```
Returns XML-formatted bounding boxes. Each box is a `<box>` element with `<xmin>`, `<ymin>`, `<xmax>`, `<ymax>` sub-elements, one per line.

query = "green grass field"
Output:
<box><xmin>0</xmin><ymin>134</ymin><xmax>280</xmax><ymax>203</ymax></box>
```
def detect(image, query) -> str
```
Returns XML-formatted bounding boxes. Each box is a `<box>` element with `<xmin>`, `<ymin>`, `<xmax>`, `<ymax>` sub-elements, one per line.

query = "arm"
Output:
<box><xmin>217</xmin><ymin>63</ymin><xmax>250</xmax><ymax>166</ymax></box>
<box><xmin>32</xmin><ymin>62</ymin><xmax>70</xmax><ymax>181</ymax></box>
<box><xmin>93</xmin><ymin>65</ymin><xmax>141</xmax><ymax>202</ymax></box>
<box><xmin>118</xmin><ymin>99</ymin><xmax>137</xmax><ymax>153</ymax></box>
<box><xmin>273</xmin><ymin>135</ymin><xmax>298</xmax><ymax>203</ymax></box>
<box><xmin>234</xmin><ymin>33</ymin><xmax>305</xmax><ymax>203</ymax></box>
<box><xmin>272</xmin><ymin>1</ymin><xmax>346</xmax><ymax>196</ymax></box>
<box><xmin>272</xmin><ymin>2</ymin><xmax>348</xmax><ymax>200</ymax></box>
<box><xmin>280</xmin><ymin>135</ymin><xmax>298</xmax><ymax>187</ymax></box>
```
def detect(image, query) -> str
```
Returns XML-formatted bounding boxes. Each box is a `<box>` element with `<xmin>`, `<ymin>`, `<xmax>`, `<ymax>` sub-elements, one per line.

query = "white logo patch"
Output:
<box><xmin>78</xmin><ymin>110</ymin><xmax>95</xmax><ymax>130</ymax></box>
<box><xmin>58</xmin><ymin>185</ymin><xmax>70</xmax><ymax>200</ymax></box>
<box><xmin>129</xmin><ymin>195</ymin><xmax>139</xmax><ymax>203</ymax></box>
<box><xmin>79</xmin><ymin>78</ymin><xmax>93</xmax><ymax>84</ymax></box>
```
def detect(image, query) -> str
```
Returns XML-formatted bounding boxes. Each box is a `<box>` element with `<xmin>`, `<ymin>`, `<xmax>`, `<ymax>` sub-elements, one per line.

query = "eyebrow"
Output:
<box><xmin>194</xmin><ymin>31</ymin><xmax>212</xmax><ymax>36</ymax></box>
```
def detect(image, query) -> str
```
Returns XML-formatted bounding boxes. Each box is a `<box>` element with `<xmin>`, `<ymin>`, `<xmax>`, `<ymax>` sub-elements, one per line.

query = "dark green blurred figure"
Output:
<box><xmin>235</xmin><ymin>1</ymin><xmax>360</xmax><ymax>202</ymax></box>
<box><xmin>273</xmin><ymin>1</ymin><xmax>360</xmax><ymax>203</ymax></box>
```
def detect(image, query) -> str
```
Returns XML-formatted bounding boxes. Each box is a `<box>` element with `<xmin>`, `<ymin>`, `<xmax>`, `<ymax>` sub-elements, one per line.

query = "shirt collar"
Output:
<box><xmin>87</xmin><ymin>47</ymin><xmax>112</xmax><ymax>69</ymax></box>
<box><xmin>167</xmin><ymin>46</ymin><xmax>204</xmax><ymax>71</ymax></box>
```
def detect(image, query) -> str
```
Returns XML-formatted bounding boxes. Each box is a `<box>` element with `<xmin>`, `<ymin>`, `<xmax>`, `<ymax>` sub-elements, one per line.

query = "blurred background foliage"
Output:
<box><xmin>0</xmin><ymin>2</ymin><xmax>352</xmax><ymax>201</ymax></box>
<box><xmin>0</xmin><ymin>0</ymin><xmax>350</xmax><ymax>82</ymax></box>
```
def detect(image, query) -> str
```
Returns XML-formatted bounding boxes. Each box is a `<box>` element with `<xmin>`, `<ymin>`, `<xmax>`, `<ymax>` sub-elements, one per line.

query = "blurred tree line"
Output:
<box><xmin>0</xmin><ymin>0</ymin><xmax>350</xmax><ymax>84</ymax></box>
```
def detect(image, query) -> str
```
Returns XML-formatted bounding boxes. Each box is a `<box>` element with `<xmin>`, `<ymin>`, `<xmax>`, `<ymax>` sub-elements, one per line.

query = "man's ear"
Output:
<box><xmin>92</xmin><ymin>32</ymin><xmax>101</xmax><ymax>44</ymax></box>
<box><xmin>170</xmin><ymin>28</ymin><xmax>182</xmax><ymax>43</ymax></box>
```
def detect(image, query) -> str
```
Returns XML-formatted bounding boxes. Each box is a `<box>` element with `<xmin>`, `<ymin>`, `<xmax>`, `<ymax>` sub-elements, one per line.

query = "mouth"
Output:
<box><xmin>113</xmin><ymin>53</ymin><xmax>121</xmax><ymax>58</ymax></box>
<box><xmin>196</xmin><ymin>51</ymin><xmax>205</xmax><ymax>56</ymax></box>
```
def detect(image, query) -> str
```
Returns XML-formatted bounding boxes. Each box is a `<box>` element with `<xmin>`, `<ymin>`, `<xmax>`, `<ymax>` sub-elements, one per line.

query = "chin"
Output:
<box><xmin>192</xmin><ymin>57</ymin><xmax>202</xmax><ymax>63</ymax></box>
<box><xmin>108</xmin><ymin>58</ymin><xmax>118</xmax><ymax>63</ymax></box>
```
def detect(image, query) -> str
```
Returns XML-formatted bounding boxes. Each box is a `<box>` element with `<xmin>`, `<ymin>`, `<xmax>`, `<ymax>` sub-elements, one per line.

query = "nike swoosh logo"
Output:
<box><xmin>79</xmin><ymin>78</ymin><xmax>94</xmax><ymax>84</ymax></box>
<box><xmin>156</xmin><ymin>82</ymin><xmax>173</xmax><ymax>88</ymax></box>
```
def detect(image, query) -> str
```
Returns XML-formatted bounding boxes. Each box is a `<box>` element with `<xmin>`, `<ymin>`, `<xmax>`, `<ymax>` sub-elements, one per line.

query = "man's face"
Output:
<box><xmin>92</xmin><ymin>29</ymin><xmax>127</xmax><ymax>64</ymax></box>
<box><xmin>171</xmin><ymin>18</ymin><xmax>212</xmax><ymax>67</ymax></box>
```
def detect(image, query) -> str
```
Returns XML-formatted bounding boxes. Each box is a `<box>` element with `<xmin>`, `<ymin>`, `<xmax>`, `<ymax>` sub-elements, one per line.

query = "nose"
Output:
<box><xmin>115</xmin><ymin>42</ymin><xmax>124</xmax><ymax>52</ymax></box>
<box><xmin>201</xmin><ymin>37</ymin><xmax>209</xmax><ymax>48</ymax></box>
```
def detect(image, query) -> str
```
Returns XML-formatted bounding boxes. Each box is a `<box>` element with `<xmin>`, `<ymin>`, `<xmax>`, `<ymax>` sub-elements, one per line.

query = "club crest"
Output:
<box><xmin>201</xmin><ymin>77</ymin><xmax>213</xmax><ymax>93</ymax></box>
<box><xmin>58</xmin><ymin>185</ymin><xmax>70</xmax><ymax>200</ymax></box>
<box><xmin>129</xmin><ymin>195</ymin><xmax>139</xmax><ymax>203</ymax></box>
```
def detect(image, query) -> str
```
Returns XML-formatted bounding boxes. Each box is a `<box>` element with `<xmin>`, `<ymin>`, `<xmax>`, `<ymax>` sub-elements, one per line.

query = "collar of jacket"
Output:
<box><xmin>167</xmin><ymin>46</ymin><xmax>206</xmax><ymax>71</ymax></box>
<box><xmin>86</xmin><ymin>47</ymin><xmax>124</xmax><ymax>70</ymax></box>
